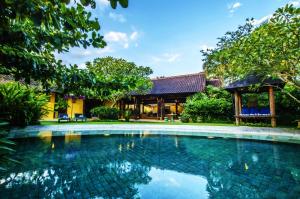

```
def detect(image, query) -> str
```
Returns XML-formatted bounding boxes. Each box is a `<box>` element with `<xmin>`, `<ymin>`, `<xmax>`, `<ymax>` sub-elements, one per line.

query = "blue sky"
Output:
<box><xmin>56</xmin><ymin>0</ymin><xmax>299</xmax><ymax>77</ymax></box>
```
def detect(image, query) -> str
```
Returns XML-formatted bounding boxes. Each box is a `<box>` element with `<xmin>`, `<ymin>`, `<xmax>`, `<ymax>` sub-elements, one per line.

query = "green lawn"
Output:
<box><xmin>38</xmin><ymin>120</ymin><xmax>298</xmax><ymax>129</ymax></box>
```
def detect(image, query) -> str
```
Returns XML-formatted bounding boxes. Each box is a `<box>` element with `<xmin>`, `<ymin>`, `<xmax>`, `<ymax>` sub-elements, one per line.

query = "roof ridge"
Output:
<box><xmin>151</xmin><ymin>72</ymin><xmax>205</xmax><ymax>80</ymax></box>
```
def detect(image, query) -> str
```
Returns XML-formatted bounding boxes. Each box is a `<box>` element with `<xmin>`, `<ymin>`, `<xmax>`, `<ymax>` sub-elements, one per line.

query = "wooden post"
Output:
<box><xmin>160</xmin><ymin>98</ymin><xmax>165</xmax><ymax>120</ymax></box>
<box><xmin>136</xmin><ymin>98</ymin><xmax>140</xmax><ymax>119</ymax></box>
<box><xmin>157</xmin><ymin>98</ymin><xmax>161</xmax><ymax>120</ymax></box>
<box><xmin>141</xmin><ymin>103</ymin><xmax>144</xmax><ymax>114</ymax></box>
<box><xmin>238</xmin><ymin>94</ymin><xmax>242</xmax><ymax>115</ymax></box>
<box><xmin>269</xmin><ymin>86</ymin><xmax>276</xmax><ymax>127</ymax></box>
<box><xmin>234</xmin><ymin>91</ymin><xmax>240</xmax><ymax>125</ymax></box>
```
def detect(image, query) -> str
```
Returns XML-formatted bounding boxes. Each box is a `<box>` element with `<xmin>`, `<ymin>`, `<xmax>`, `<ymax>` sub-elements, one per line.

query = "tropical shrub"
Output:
<box><xmin>0</xmin><ymin>82</ymin><xmax>49</xmax><ymax>126</ymax></box>
<box><xmin>90</xmin><ymin>106</ymin><xmax>119</xmax><ymax>120</ymax></box>
<box><xmin>54</xmin><ymin>96</ymin><xmax>69</xmax><ymax>113</ymax></box>
<box><xmin>180</xmin><ymin>113</ymin><xmax>190</xmax><ymax>123</ymax></box>
<box><xmin>182</xmin><ymin>86</ymin><xmax>233</xmax><ymax>122</ymax></box>
<box><xmin>124</xmin><ymin>109</ymin><xmax>132</xmax><ymax>122</ymax></box>
<box><xmin>275</xmin><ymin>86</ymin><xmax>300</xmax><ymax>125</ymax></box>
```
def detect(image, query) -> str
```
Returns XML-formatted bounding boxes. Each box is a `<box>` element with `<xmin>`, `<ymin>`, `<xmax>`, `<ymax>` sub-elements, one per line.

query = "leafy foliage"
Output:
<box><xmin>0</xmin><ymin>82</ymin><xmax>49</xmax><ymax>126</ymax></box>
<box><xmin>124</xmin><ymin>109</ymin><xmax>132</xmax><ymax>122</ymax></box>
<box><xmin>54</xmin><ymin>96</ymin><xmax>69</xmax><ymax>113</ymax></box>
<box><xmin>275</xmin><ymin>85</ymin><xmax>300</xmax><ymax>125</ymax></box>
<box><xmin>86</xmin><ymin>57</ymin><xmax>153</xmax><ymax>105</ymax></box>
<box><xmin>202</xmin><ymin>4</ymin><xmax>300</xmax><ymax>103</ymax></box>
<box><xmin>180</xmin><ymin>113</ymin><xmax>190</xmax><ymax>123</ymax></box>
<box><xmin>90</xmin><ymin>106</ymin><xmax>120</xmax><ymax>120</ymax></box>
<box><xmin>182</xmin><ymin>86</ymin><xmax>233</xmax><ymax>122</ymax></box>
<box><xmin>0</xmin><ymin>0</ymin><xmax>128</xmax><ymax>84</ymax></box>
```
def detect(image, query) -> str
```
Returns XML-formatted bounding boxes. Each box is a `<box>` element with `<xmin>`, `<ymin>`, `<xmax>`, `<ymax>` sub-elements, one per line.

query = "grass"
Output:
<box><xmin>38</xmin><ymin>120</ymin><xmax>298</xmax><ymax>129</ymax></box>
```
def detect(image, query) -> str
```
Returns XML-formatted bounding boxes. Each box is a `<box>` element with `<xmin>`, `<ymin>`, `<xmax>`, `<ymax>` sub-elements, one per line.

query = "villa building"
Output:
<box><xmin>119</xmin><ymin>72</ymin><xmax>221</xmax><ymax>120</ymax></box>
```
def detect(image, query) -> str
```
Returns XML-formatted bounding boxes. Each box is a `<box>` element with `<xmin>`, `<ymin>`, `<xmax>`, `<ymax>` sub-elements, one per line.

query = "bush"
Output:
<box><xmin>182</xmin><ymin>86</ymin><xmax>233</xmax><ymax>122</ymax></box>
<box><xmin>90</xmin><ymin>106</ymin><xmax>119</xmax><ymax>120</ymax></box>
<box><xmin>0</xmin><ymin>82</ymin><xmax>49</xmax><ymax>126</ymax></box>
<box><xmin>180</xmin><ymin>113</ymin><xmax>190</xmax><ymax>123</ymax></box>
<box><xmin>54</xmin><ymin>96</ymin><xmax>69</xmax><ymax>113</ymax></box>
<box><xmin>275</xmin><ymin>85</ymin><xmax>300</xmax><ymax>126</ymax></box>
<box><xmin>124</xmin><ymin>109</ymin><xmax>132</xmax><ymax>122</ymax></box>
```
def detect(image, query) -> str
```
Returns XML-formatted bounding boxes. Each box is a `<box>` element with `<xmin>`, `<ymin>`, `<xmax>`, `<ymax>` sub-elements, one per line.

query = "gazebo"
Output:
<box><xmin>225</xmin><ymin>75</ymin><xmax>284</xmax><ymax>127</ymax></box>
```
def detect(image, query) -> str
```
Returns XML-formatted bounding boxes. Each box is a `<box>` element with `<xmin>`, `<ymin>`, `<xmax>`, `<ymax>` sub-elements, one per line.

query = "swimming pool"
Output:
<box><xmin>1</xmin><ymin>131</ymin><xmax>300</xmax><ymax>198</ymax></box>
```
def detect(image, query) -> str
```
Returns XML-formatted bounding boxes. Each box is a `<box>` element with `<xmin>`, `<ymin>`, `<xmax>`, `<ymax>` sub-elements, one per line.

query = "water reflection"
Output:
<box><xmin>1</xmin><ymin>132</ymin><xmax>300</xmax><ymax>198</ymax></box>
<box><xmin>138</xmin><ymin>168</ymin><xmax>209</xmax><ymax>199</ymax></box>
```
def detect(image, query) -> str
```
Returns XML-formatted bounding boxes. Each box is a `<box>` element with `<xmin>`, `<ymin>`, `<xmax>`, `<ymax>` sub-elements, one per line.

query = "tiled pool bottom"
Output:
<box><xmin>1</xmin><ymin>132</ymin><xmax>300</xmax><ymax>199</ymax></box>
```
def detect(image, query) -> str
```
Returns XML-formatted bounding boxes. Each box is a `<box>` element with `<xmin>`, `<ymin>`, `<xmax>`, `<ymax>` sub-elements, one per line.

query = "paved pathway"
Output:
<box><xmin>9</xmin><ymin>124</ymin><xmax>300</xmax><ymax>144</ymax></box>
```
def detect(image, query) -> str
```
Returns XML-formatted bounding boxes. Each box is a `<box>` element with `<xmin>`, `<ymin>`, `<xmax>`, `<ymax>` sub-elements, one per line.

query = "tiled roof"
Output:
<box><xmin>135</xmin><ymin>72</ymin><xmax>206</xmax><ymax>95</ymax></box>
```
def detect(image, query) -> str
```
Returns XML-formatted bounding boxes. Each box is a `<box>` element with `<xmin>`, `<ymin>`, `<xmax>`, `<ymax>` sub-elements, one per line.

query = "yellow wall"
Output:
<box><xmin>42</xmin><ymin>93</ymin><xmax>56</xmax><ymax>120</ymax></box>
<box><xmin>67</xmin><ymin>98</ymin><xmax>84</xmax><ymax>118</ymax></box>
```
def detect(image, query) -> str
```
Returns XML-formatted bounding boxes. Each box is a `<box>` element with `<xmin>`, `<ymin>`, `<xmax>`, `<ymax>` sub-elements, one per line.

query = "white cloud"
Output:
<box><xmin>252</xmin><ymin>14</ymin><xmax>272</xmax><ymax>26</ymax></box>
<box><xmin>123</xmin><ymin>43</ymin><xmax>129</xmax><ymax>49</ymax></box>
<box><xmin>97</xmin><ymin>0</ymin><xmax>110</xmax><ymax>7</ymax></box>
<box><xmin>104</xmin><ymin>31</ymin><xmax>139</xmax><ymax>49</ymax></box>
<box><xmin>130</xmin><ymin>31</ymin><xmax>138</xmax><ymax>40</ymax></box>
<box><xmin>78</xmin><ymin>63</ymin><xmax>86</xmax><ymax>69</ymax></box>
<box><xmin>232</xmin><ymin>2</ymin><xmax>241</xmax><ymax>9</ymax></box>
<box><xmin>105</xmin><ymin>31</ymin><xmax>128</xmax><ymax>43</ymax></box>
<box><xmin>289</xmin><ymin>1</ymin><xmax>300</xmax><ymax>7</ymax></box>
<box><xmin>228</xmin><ymin>2</ymin><xmax>242</xmax><ymax>13</ymax></box>
<box><xmin>109</xmin><ymin>12</ymin><xmax>126</xmax><ymax>23</ymax></box>
<box><xmin>82</xmin><ymin>50</ymin><xmax>92</xmax><ymax>56</ymax></box>
<box><xmin>95</xmin><ymin>46</ymin><xmax>114</xmax><ymax>54</ymax></box>
<box><xmin>152</xmin><ymin>53</ymin><xmax>181</xmax><ymax>63</ymax></box>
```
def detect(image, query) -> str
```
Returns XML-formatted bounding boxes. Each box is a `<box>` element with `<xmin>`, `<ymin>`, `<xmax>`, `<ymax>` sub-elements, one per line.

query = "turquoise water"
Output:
<box><xmin>1</xmin><ymin>131</ymin><xmax>300</xmax><ymax>199</ymax></box>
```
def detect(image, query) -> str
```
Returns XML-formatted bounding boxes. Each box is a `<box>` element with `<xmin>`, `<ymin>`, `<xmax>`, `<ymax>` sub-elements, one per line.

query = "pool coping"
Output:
<box><xmin>9</xmin><ymin>124</ymin><xmax>300</xmax><ymax>144</ymax></box>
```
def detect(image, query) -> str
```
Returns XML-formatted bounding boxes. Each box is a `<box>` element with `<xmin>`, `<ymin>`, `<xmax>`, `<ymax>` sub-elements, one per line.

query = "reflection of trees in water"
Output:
<box><xmin>0</xmin><ymin>135</ymin><xmax>152</xmax><ymax>198</ymax></box>
<box><xmin>182</xmin><ymin>137</ymin><xmax>300</xmax><ymax>198</ymax></box>
<box><xmin>1</xmin><ymin>134</ymin><xmax>300</xmax><ymax>198</ymax></box>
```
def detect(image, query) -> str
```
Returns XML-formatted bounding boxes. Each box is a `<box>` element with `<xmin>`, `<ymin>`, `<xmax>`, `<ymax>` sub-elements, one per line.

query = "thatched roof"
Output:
<box><xmin>225</xmin><ymin>75</ymin><xmax>284</xmax><ymax>93</ymax></box>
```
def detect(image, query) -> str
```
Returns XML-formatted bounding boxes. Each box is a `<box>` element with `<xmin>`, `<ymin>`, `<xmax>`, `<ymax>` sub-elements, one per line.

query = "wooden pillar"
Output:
<box><xmin>133</xmin><ymin>97</ymin><xmax>136</xmax><ymax>110</ymax></box>
<box><xmin>158</xmin><ymin>98</ymin><xmax>165</xmax><ymax>120</ymax></box>
<box><xmin>234</xmin><ymin>91</ymin><xmax>240</xmax><ymax>125</ymax></box>
<box><xmin>119</xmin><ymin>100</ymin><xmax>123</xmax><ymax>119</ymax></box>
<box><xmin>269</xmin><ymin>86</ymin><xmax>276</xmax><ymax>127</ymax></box>
<box><xmin>175</xmin><ymin>102</ymin><xmax>178</xmax><ymax>116</ymax></box>
<box><xmin>157</xmin><ymin>98</ymin><xmax>161</xmax><ymax>120</ymax></box>
<box><xmin>136</xmin><ymin>98</ymin><xmax>140</xmax><ymax>118</ymax></box>
<box><xmin>141</xmin><ymin>103</ymin><xmax>144</xmax><ymax>114</ymax></box>
<box><xmin>238</xmin><ymin>94</ymin><xmax>242</xmax><ymax>115</ymax></box>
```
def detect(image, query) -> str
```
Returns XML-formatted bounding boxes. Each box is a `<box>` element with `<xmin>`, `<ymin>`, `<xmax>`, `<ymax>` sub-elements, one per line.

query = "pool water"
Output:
<box><xmin>1</xmin><ymin>131</ymin><xmax>300</xmax><ymax>199</ymax></box>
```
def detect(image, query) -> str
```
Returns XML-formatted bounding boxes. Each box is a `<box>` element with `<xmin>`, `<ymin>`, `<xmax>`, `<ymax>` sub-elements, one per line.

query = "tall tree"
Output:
<box><xmin>202</xmin><ymin>4</ymin><xmax>300</xmax><ymax>103</ymax></box>
<box><xmin>86</xmin><ymin>57</ymin><xmax>153</xmax><ymax>106</ymax></box>
<box><xmin>0</xmin><ymin>0</ymin><xmax>128</xmax><ymax>84</ymax></box>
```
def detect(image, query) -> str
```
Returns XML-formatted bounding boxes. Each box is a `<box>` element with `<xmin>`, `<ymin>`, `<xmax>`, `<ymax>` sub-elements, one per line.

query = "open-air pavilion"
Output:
<box><xmin>225</xmin><ymin>75</ymin><xmax>285</xmax><ymax>127</ymax></box>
